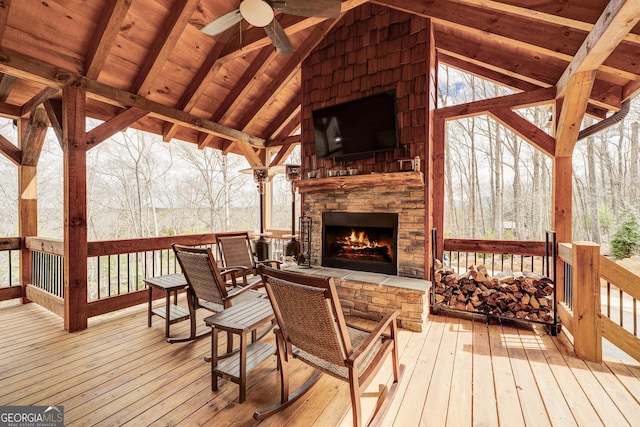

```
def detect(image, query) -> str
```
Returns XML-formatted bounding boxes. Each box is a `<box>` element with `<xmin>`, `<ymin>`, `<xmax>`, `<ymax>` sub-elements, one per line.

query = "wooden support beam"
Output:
<box><xmin>21</xmin><ymin>106</ymin><xmax>48</xmax><ymax>167</ymax></box>
<box><xmin>0</xmin><ymin>47</ymin><xmax>266</xmax><ymax>148</ymax></box>
<box><xmin>44</xmin><ymin>99</ymin><xmax>64</xmax><ymax>148</ymax></box>
<box><xmin>20</xmin><ymin>87</ymin><xmax>59</xmax><ymax>117</ymax></box>
<box><xmin>0</xmin><ymin>134</ymin><xmax>20</xmax><ymax>165</ymax></box>
<box><xmin>557</xmin><ymin>0</ymin><xmax>640</xmax><ymax>97</ymax></box>
<box><xmin>86</xmin><ymin>107</ymin><xmax>148</xmax><ymax>147</ymax></box>
<box><xmin>268</xmin><ymin>144</ymin><xmax>296</xmax><ymax>168</ymax></box>
<box><xmin>62</xmin><ymin>85</ymin><xmax>88</xmax><ymax>332</ymax></box>
<box><xmin>0</xmin><ymin>73</ymin><xmax>16</xmax><ymax>102</ymax></box>
<box><xmin>17</xmin><ymin>116</ymin><xmax>34</xmax><ymax>304</ymax></box>
<box><xmin>555</xmin><ymin>71</ymin><xmax>596</xmax><ymax>156</ymax></box>
<box><xmin>572</xmin><ymin>242</ymin><xmax>602</xmax><ymax>363</ymax></box>
<box><xmin>85</xmin><ymin>0</ymin><xmax>132</xmax><ymax>80</ymax></box>
<box><xmin>131</xmin><ymin>0</ymin><xmax>200</xmax><ymax>96</ymax></box>
<box><xmin>489</xmin><ymin>107</ymin><xmax>555</xmax><ymax>157</ymax></box>
<box><xmin>435</xmin><ymin>87</ymin><xmax>555</xmax><ymax>120</ymax></box>
<box><xmin>0</xmin><ymin>100</ymin><xmax>21</xmax><ymax>118</ymax></box>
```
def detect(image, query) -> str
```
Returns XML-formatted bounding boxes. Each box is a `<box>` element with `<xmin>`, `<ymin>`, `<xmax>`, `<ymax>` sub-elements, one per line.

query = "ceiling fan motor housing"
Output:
<box><xmin>240</xmin><ymin>0</ymin><xmax>274</xmax><ymax>27</ymax></box>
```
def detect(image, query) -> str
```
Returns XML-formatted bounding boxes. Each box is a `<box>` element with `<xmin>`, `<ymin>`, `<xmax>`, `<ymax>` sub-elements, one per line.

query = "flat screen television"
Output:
<box><xmin>312</xmin><ymin>91</ymin><xmax>399</xmax><ymax>161</ymax></box>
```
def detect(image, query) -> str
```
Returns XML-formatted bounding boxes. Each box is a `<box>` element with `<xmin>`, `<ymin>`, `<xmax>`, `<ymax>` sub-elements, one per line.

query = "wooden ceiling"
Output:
<box><xmin>0</xmin><ymin>0</ymin><xmax>639</xmax><ymax>166</ymax></box>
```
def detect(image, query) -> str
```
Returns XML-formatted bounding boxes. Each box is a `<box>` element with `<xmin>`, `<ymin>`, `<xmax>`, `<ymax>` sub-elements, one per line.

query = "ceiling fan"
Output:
<box><xmin>201</xmin><ymin>0</ymin><xmax>342</xmax><ymax>55</ymax></box>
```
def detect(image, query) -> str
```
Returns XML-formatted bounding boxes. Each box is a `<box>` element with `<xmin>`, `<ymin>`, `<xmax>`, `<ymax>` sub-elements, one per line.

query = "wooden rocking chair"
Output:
<box><xmin>215</xmin><ymin>231</ymin><xmax>281</xmax><ymax>287</ymax></box>
<box><xmin>254</xmin><ymin>266</ymin><xmax>403</xmax><ymax>427</ymax></box>
<box><xmin>171</xmin><ymin>244</ymin><xmax>267</xmax><ymax>351</ymax></box>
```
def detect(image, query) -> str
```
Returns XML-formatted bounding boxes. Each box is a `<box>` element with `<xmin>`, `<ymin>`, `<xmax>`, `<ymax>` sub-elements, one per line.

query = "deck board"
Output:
<box><xmin>1</xmin><ymin>302</ymin><xmax>639</xmax><ymax>426</ymax></box>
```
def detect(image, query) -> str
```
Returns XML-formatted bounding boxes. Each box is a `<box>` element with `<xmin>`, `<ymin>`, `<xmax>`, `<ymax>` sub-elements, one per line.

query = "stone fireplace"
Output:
<box><xmin>288</xmin><ymin>4</ymin><xmax>433</xmax><ymax>330</ymax></box>
<box><xmin>299</xmin><ymin>174</ymin><xmax>426</xmax><ymax>279</ymax></box>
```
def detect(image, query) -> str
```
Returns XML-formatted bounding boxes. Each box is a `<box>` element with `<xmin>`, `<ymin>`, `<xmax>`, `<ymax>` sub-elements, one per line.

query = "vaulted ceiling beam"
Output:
<box><xmin>131</xmin><ymin>0</ymin><xmax>201</xmax><ymax>96</ymax></box>
<box><xmin>435</xmin><ymin>28</ymin><xmax>623</xmax><ymax>111</ymax></box>
<box><xmin>198</xmin><ymin>47</ymin><xmax>276</xmax><ymax>149</ymax></box>
<box><xmin>162</xmin><ymin>29</ymin><xmax>236</xmax><ymax>142</ymax></box>
<box><xmin>232</xmin><ymin>21</ymin><xmax>335</xmax><ymax>166</ymax></box>
<box><xmin>451</xmin><ymin>0</ymin><xmax>640</xmax><ymax>45</ymax></box>
<box><xmin>0</xmin><ymin>0</ymin><xmax>9</xmax><ymax>42</ymax></box>
<box><xmin>85</xmin><ymin>0</ymin><xmax>132</xmax><ymax>80</ymax></box>
<box><xmin>0</xmin><ymin>47</ymin><xmax>265</xmax><ymax>148</ymax></box>
<box><xmin>263</xmin><ymin>92</ymin><xmax>301</xmax><ymax>142</ymax></box>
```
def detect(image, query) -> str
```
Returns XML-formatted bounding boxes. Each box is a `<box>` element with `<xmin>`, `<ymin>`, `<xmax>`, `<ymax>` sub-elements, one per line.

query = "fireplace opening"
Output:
<box><xmin>322</xmin><ymin>212</ymin><xmax>398</xmax><ymax>275</ymax></box>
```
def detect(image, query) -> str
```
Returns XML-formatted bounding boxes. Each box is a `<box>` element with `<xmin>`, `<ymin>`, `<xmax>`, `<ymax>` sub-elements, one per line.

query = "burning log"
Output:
<box><xmin>433</xmin><ymin>264</ymin><xmax>555</xmax><ymax>323</ymax></box>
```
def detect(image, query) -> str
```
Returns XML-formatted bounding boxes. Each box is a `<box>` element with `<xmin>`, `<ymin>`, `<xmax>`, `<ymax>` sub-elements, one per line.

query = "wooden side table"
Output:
<box><xmin>144</xmin><ymin>274</ymin><xmax>190</xmax><ymax>341</ymax></box>
<box><xmin>204</xmin><ymin>299</ymin><xmax>275</xmax><ymax>403</ymax></box>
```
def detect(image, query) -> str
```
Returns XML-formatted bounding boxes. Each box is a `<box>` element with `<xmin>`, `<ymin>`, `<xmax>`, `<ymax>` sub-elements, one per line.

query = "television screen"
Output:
<box><xmin>312</xmin><ymin>91</ymin><xmax>399</xmax><ymax>161</ymax></box>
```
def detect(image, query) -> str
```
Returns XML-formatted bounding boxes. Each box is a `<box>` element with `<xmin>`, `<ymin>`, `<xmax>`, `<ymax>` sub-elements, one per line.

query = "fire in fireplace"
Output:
<box><xmin>322</xmin><ymin>212</ymin><xmax>398</xmax><ymax>275</ymax></box>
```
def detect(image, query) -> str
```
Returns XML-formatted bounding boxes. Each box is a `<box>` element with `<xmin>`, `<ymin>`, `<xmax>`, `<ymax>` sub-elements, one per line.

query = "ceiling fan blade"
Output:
<box><xmin>263</xmin><ymin>19</ymin><xmax>293</xmax><ymax>55</ymax></box>
<box><xmin>270</xmin><ymin>0</ymin><xmax>341</xmax><ymax>19</ymax></box>
<box><xmin>201</xmin><ymin>9</ymin><xmax>242</xmax><ymax>36</ymax></box>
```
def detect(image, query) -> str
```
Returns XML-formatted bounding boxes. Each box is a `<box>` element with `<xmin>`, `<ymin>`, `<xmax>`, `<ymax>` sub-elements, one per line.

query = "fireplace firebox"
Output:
<box><xmin>322</xmin><ymin>212</ymin><xmax>398</xmax><ymax>275</ymax></box>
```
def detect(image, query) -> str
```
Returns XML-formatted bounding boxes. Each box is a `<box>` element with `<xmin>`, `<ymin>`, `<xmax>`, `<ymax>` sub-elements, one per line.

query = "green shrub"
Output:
<box><xmin>610</xmin><ymin>210</ymin><xmax>640</xmax><ymax>259</ymax></box>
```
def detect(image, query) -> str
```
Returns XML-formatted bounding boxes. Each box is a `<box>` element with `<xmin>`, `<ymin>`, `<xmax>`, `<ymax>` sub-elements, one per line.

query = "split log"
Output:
<box><xmin>433</xmin><ymin>264</ymin><xmax>555</xmax><ymax>323</ymax></box>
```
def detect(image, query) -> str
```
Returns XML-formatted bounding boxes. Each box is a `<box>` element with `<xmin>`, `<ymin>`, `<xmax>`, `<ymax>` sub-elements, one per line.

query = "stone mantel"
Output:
<box><xmin>295</xmin><ymin>171</ymin><xmax>424</xmax><ymax>193</ymax></box>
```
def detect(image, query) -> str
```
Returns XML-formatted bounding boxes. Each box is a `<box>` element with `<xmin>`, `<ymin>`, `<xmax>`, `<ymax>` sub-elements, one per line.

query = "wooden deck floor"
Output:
<box><xmin>1</xmin><ymin>301</ymin><xmax>640</xmax><ymax>426</ymax></box>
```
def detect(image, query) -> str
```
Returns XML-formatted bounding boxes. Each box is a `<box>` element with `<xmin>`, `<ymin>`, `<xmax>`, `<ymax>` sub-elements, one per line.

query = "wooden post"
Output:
<box><xmin>63</xmin><ymin>85</ymin><xmax>88</xmax><ymax>332</ymax></box>
<box><xmin>552</xmin><ymin>155</ymin><xmax>572</xmax><ymax>301</ymax></box>
<box><xmin>572</xmin><ymin>241</ymin><xmax>602</xmax><ymax>363</ymax></box>
<box><xmin>426</xmin><ymin>19</ymin><xmax>438</xmax><ymax>279</ymax></box>
<box><xmin>18</xmin><ymin>166</ymin><xmax>36</xmax><ymax>302</ymax></box>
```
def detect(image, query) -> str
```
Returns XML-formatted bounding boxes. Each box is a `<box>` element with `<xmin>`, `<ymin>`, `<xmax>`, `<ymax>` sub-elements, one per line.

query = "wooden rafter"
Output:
<box><xmin>0</xmin><ymin>0</ymin><xmax>9</xmax><ymax>43</ymax></box>
<box><xmin>131</xmin><ymin>0</ymin><xmax>201</xmax><ymax>96</ymax></box>
<box><xmin>435</xmin><ymin>26</ymin><xmax>623</xmax><ymax>110</ymax></box>
<box><xmin>85</xmin><ymin>0</ymin><xmax>132</xmax><ymax>80</ymax></box>
<box><xmin>452</xmin><ymin>0</ymin><xmax>640</xmax><ymax>46</ymax></box>
<box><xmin>198</xmin><ymin>47</ymin><xmax>277</xmax><ymax>149</ymax></box>
<box><xmin>0</xmin><ymin>47</ymin><xmax>265</xmax><ymax>148</ymax></box>
<box><xmin>162</xmin><ymin>30</ymin><xmax>236</xmax><ymax>142</ymax></box>
<box><xmin>262</xmin><ymin>91</ymin><xmax>302</xmax><ymax>141</ymax></box>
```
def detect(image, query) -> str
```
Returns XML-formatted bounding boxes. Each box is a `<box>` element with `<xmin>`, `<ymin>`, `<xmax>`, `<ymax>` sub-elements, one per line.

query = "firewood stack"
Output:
<box><xmin>433</xmin><ymin>261</ymin><xmax>555</xmax><ymax>322</ymax></box>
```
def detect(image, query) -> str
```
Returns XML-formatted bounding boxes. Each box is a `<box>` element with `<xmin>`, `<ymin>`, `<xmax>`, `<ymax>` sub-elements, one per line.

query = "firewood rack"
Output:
<box><xmin>430</xmin><ymin>228</ymin><xmax>561</xmax><ymax>335</ymax></box>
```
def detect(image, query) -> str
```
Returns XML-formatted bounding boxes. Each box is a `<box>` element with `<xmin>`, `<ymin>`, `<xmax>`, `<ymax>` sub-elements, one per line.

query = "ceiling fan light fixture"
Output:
<box><xmin>240</xmin><ymin>0</ymin><xmax>274</xmax><ymax>27</ymax></box>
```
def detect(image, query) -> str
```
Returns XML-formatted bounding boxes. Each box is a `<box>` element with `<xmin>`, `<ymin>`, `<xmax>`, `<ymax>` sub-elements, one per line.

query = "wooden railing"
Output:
<box><xmin>8</xmin><ymin>231</ymin><xmax>639</xmax><ymax>363</ymax></box>
<box><xmin>437</xmin><ymin>236</ymin><xmax>640</xmax><ymax>363</ymax></box>
<box><xmin>441</xmin><ymin>237</ymin><xmax>550</xmax><ymax>276</ymax></box>
<box><xmin>557</xmin><ymin>242</ymin><xmax>640</xmax><ymax>363</ymax></box>
<box><xmin>1</xmin><ymin>232</ymin><xmax>291</xmax><ymax>317</ymax></box>
<box><xmin>0</xmin><ymin>237</ymin><xmax>21</xmax><ymax>302</ymax></box>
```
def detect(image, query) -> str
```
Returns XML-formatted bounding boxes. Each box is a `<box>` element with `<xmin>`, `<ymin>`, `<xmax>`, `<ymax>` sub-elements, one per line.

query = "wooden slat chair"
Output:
<box><xmin>215</xmin><ymin>231</ymin><xmax>281</xmax><ymax>287</ymax></box>
<box><xmin>171</xmin><ymin>243</ymin><xmax>268</xmax><ymax>353</ymax></box>
<box><xmin>254</xmin><ymin>266</ymin><xmax>403</xmax><ymax>427</ymax></box>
